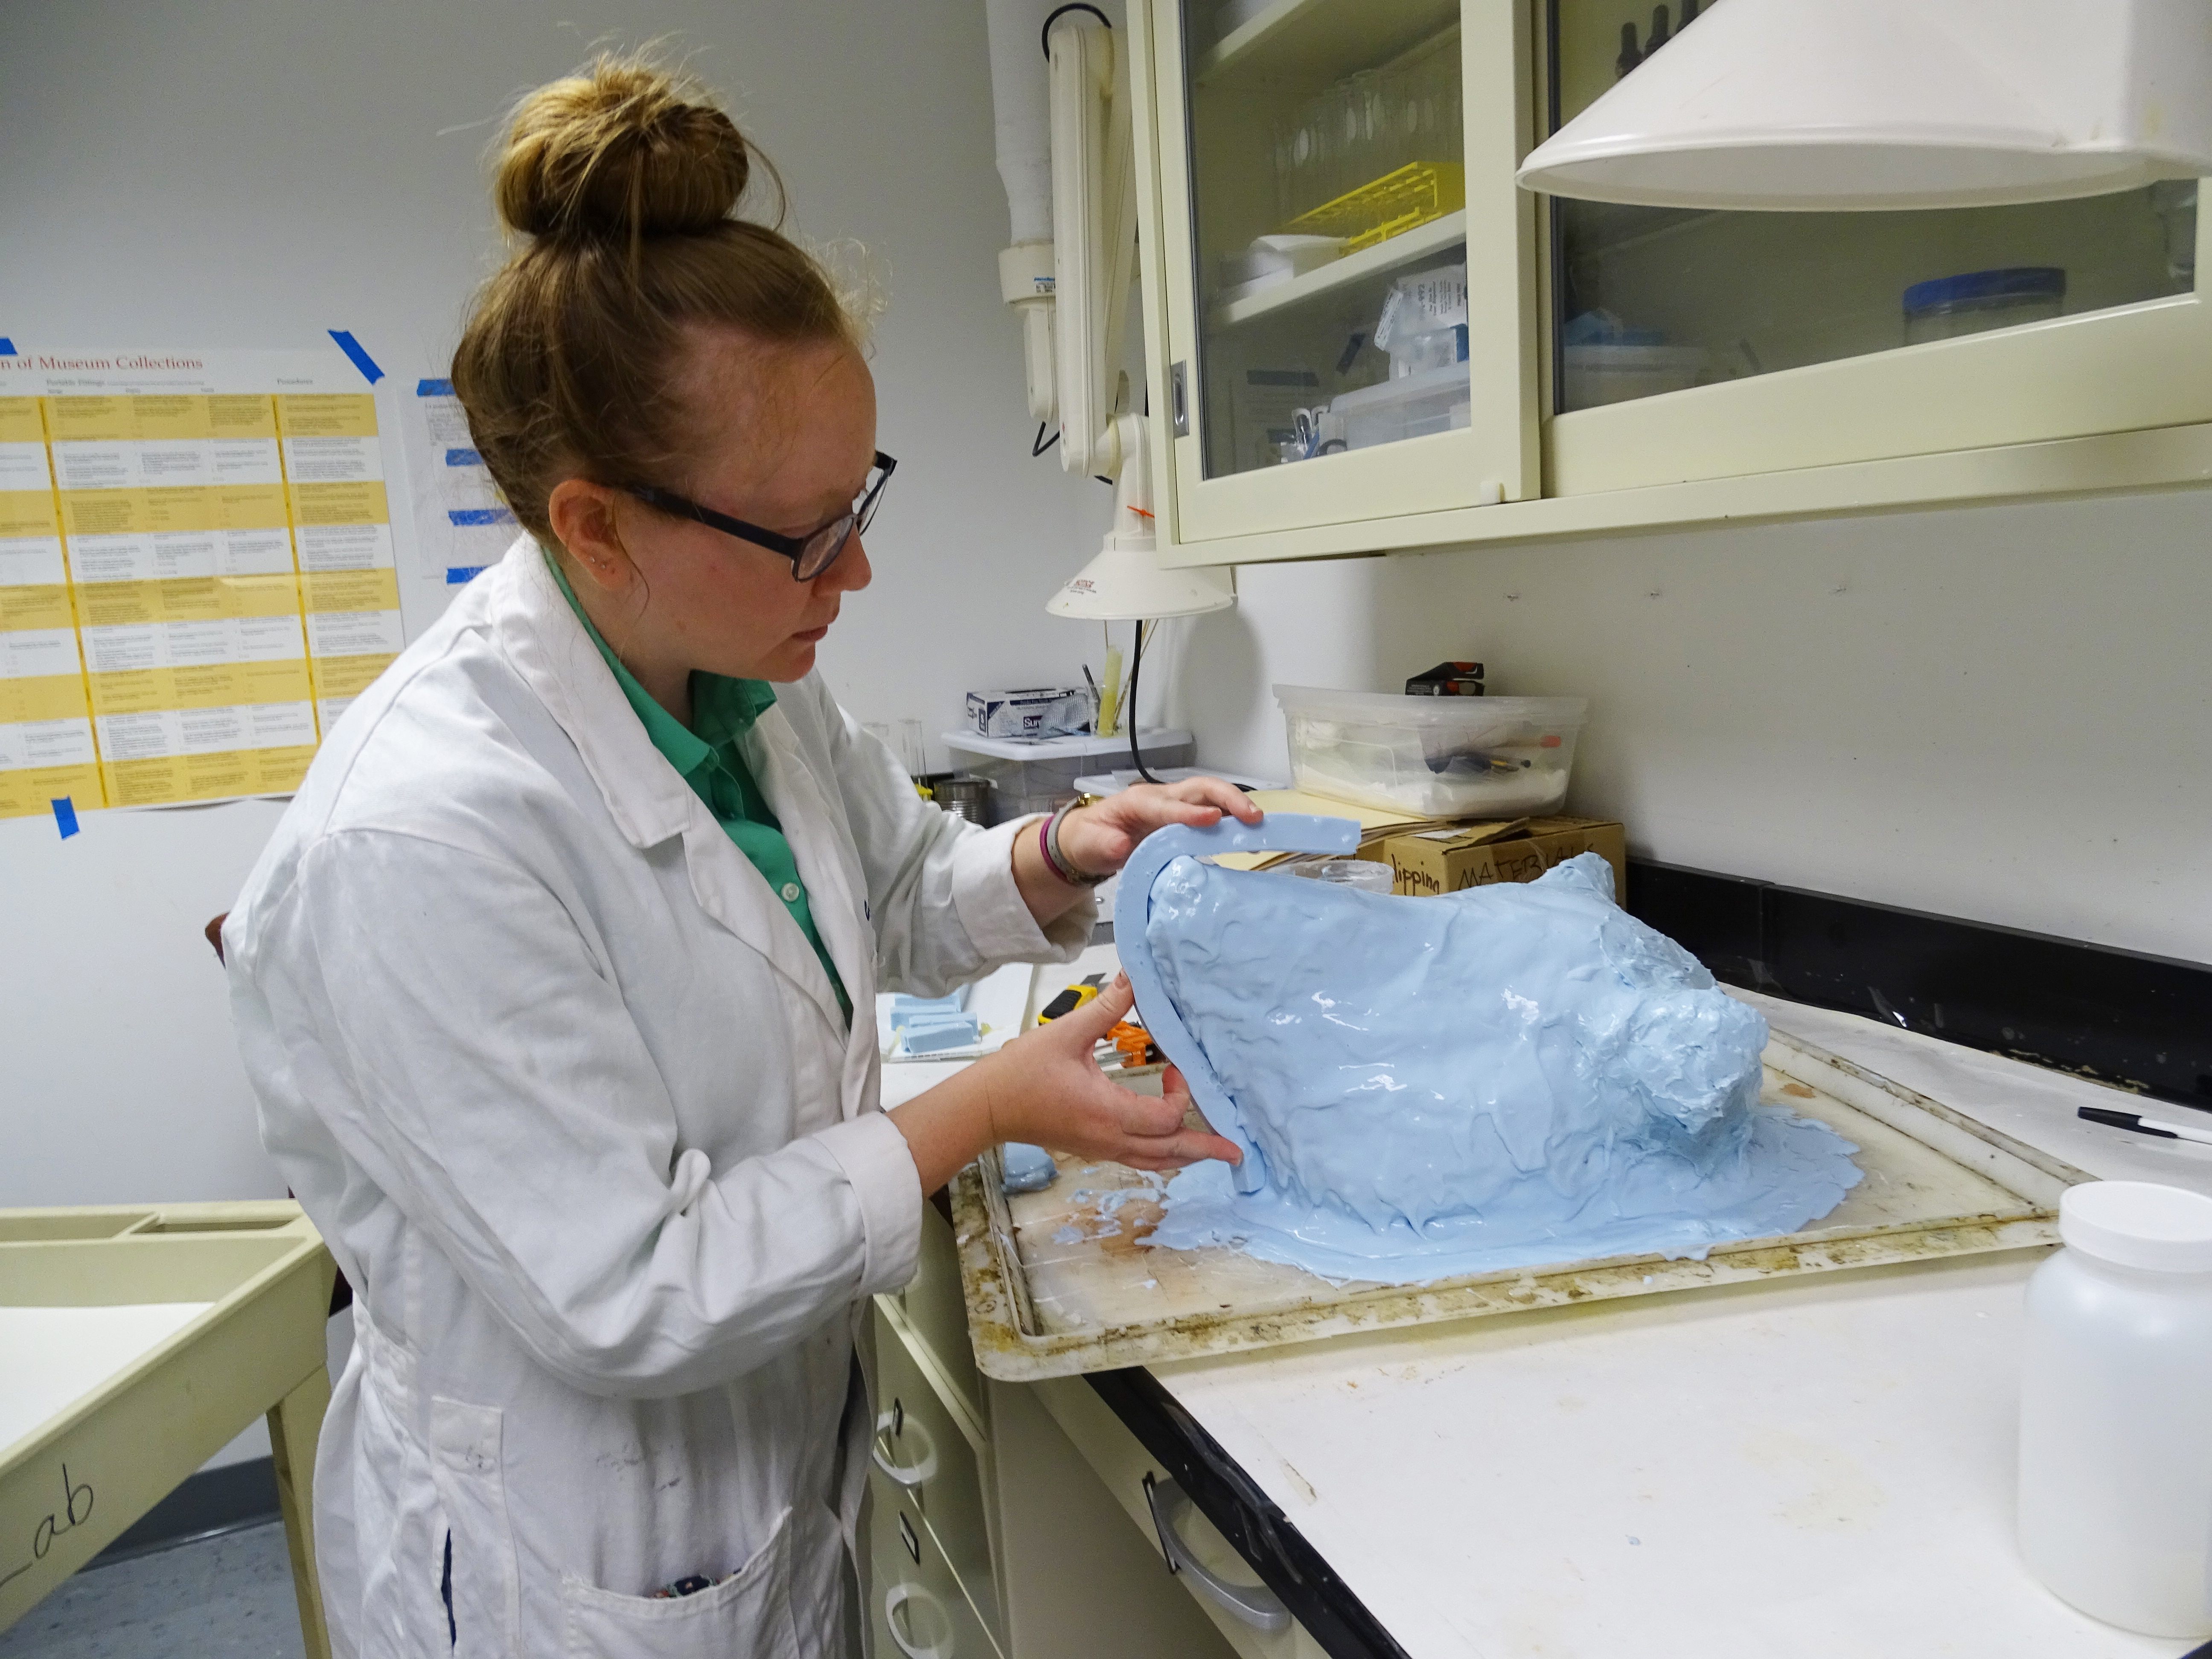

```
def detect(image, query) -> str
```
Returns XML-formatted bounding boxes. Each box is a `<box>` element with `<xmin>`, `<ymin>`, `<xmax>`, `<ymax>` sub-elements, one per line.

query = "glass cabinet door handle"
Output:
<box><xmin>1170</xmin><ymin>360</ymin><xmax>1190</xmax><ymax>437</ymax></box>
<box><xmin>1143</xmin><ymin>1472</ymin><xmax>1292</xmax><ymax>1633</ymax></box>
<box><xmin>873</xmin><ymin>1408</ymin><xmax>939</xmax><ymax>1488</ymax></box>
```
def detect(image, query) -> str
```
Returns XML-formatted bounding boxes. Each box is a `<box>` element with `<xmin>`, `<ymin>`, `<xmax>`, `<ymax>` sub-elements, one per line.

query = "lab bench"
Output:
<box><xmin>0</xmin><ymin>1201</ymin><xmax>336</xmax><ymax>1657</ymax></box>
<box><xmin>872</xmin><ymin>979</ymin><xmax>2212</xmax><ymax>1658</ymax></box>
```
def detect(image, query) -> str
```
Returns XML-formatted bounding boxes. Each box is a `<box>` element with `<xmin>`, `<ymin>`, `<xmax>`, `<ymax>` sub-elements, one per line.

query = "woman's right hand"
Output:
<box><xmin>974</xmin><ymin>975</ymin><xmax>1243</xmax><ymax>1171</ymax></box>
<box><xmin>887</xmin><ymin>973</ymin><xmax>1242</xmax><ymax>1194</ymax></box>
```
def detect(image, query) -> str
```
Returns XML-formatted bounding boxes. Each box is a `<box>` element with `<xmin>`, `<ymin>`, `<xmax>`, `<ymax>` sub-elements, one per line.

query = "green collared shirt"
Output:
<box><xmin>547</xmin><ymin>553</ymin><xmax>850</xmax><ymax>1022</ymax></box>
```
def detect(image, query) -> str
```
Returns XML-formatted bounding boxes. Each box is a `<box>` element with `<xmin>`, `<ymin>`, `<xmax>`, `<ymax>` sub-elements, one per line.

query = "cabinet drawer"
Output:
<box><xmin>1034</xmin><ymin>1377</ymin><xmax>1329</xmax><ymax>1659</ymax></box>
<box><xmin>873</xmin><ymin>1307</ymin><xmax>1002</xmax><ymax>1652</ymax></box>
<box><xmin>870</xmin><ymin>1474</ymin><xmax>1003</xmax><ymax>1659</ymax></box>
<box><xmin>894</xmin><ymin>1198</ymin><xmax>984</xmax><ymax>1424</ymax></box>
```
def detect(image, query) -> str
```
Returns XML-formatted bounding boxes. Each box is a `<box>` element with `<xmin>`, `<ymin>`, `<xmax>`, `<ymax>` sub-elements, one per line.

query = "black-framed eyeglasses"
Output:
<box><xmin>622</xmin><ymin>451</ymin><xmax>896</xmax><ymax>582</ymax></box>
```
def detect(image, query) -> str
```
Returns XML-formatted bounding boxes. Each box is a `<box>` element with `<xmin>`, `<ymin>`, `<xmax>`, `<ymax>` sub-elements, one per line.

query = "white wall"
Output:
<box><xmin>1185</xmin><ymin>485</ymin><xmax>2212</xmax><ymax>966</ymax></box>
<box><xmin>0</xmin><ymin>0</ymin><xmax>1115</xmax><ymax>1210</ymax></box>
<box><xmin>6</xmin><ymin>2</ymin><xmax>2206</xmax><ymax>1221</ymax></box>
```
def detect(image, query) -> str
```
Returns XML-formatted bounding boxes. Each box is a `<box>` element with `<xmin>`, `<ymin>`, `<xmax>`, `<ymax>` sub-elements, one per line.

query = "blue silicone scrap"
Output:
<box><xmin>416</xmin><ymin>378</ymin><xmax>454</xmax><ymax>397</ymax></box>
<box><xmin>51</xmin><ymin>797</ymin><xmax>79</xmax><ymax>838</ymax></box>
<box><xmin>904</xmin><ymin>1014</ymin><xmax>983</xmax><ymax>1053</ymax></box>
<box><xmin>445</xmin><ymin>567</ymin><xmax>487</xmax><ymax>585</ymax></box>
<box><xmin>445</xmin><ymin>448</ymin><xmax>482</xmax><ymax>467</ymax></box>
<box><xmin>1002</xmin><ymin>1143</ymin><xmax>1057</xmax><ymax>1193</ymax></box>
<box><xmin>1114</xmin><ymin>812</ymin><xmax>1360</xmax><ymax>1193</ymax></box>
<box><xmin>327</xmin><ymin>329</ymin><xmax>384</xmax><ymax>384</ymax></box>
<box><xmin>449</xmin><ymin>507</ymin><xmax>515</xmax><ymax>527</ymax></box>
<box><xmin>889</xmin><ymin>993</ymin><xmax>966</xmax><ymax>1030</ymax></box>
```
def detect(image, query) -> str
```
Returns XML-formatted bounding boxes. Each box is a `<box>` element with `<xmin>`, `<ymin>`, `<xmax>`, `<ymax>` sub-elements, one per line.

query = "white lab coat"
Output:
<box><xmin>224</xmin><ymin>538</ymin><xmax>1089</xmax><ymax>1658</ymax></box>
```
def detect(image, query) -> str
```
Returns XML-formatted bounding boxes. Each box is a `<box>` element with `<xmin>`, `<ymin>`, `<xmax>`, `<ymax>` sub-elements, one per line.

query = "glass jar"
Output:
<box><xmin>1902</xmin><ymin>268</ymin><xmax>2066</xmax><ymax>345</ymax></box>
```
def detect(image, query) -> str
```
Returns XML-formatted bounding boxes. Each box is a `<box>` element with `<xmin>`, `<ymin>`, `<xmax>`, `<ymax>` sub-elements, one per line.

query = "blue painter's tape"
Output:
<box><xmin>0</xmin><ymin>339</ymin><xmax>15</xmax><ymax>356</ymax></box>
<box><xmin>446</xmin><ymin>565</ymin><xmax>488</xmax><ymax>585</ymax></box>
<box><xmin>448</xmin><ymin>506</ymin><xmax>515</xmax><ymax>527</ymax></box>
<box><xmin>52</xmin><ymin>797</ymin><xmax>79</xmax><ymax>838</ymax></box>
<box><xmin>416</xmin><ymin>378</ymin><xmax>454</xmax><ymax>397</ymax></box>
<box><xmin>327</xmin><ymin>329</ymin><xmax>384</xmax><ymax>384</ymax></box>
<box><xmin>444</xmin><ymin>447</ymin><xmax>482</xmax><ymax>467</ymax></box>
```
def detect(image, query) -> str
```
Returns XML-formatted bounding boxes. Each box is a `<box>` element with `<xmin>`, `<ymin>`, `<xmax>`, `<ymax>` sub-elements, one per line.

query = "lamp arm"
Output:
<box><xmin>1047</xmin><ymin>8</ymin><xmax>1125</xmax><ymax>477</ymax></box>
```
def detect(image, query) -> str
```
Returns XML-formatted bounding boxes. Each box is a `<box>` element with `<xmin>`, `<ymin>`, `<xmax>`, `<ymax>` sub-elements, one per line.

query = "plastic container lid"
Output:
<box><xmin>1275</xmin><ymin>684</ymin><xmax>1587</xmax><ymax>730</ymax></box>
<box><xmin>1902</xmin><ymin>267</ymin><xmax>2066</xmax><ymax>314</ymax></box>
<box><xmin>2059</xmin><ymin>1180</ymin><xmax>2212</xmax><ymax>1272</ymax></box>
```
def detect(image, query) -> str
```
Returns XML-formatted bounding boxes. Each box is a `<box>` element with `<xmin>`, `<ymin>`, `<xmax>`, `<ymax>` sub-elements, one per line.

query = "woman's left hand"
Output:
<box><xmin>1057</xmin><ymin>777</ymin><xmax>1263</xmax><ymax>879</ymax></box>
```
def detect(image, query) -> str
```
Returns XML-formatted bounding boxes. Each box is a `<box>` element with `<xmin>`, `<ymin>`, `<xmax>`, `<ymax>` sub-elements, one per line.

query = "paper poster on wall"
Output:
<box><xmin>0</xmin><ymin>344</ymin><xmax>405</xmax><ymax>815</ymax></box>
<box><xmin>0</xmin><ymin>397</ymin><xmax>102</xmax><ymax>819</ymax></box>
<box><xmin>49</xmin><ymin>386</ymin><xmax>317</xmax><ymax>806</ymax></box>
<box><xmin>277</xmin><ymin>393</ymin><xmax>403</xmax><ymax>730</ymax></box>
<box><xmin>402</xmin><ymin>377</ymin><xmax>515</xmax><ymax>582</ymax></box>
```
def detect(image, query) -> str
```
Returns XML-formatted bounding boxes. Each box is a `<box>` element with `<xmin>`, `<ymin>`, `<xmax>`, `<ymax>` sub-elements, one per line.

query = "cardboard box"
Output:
<box><xmin>1382</xmin><ymin>816</ymin><xmax>1627</xmax><ymax>901</ymax></box>
<box><xmin>963</xmin><ymin>687</ymin><xmax>1089</xmax><ymax>739</ymax></box>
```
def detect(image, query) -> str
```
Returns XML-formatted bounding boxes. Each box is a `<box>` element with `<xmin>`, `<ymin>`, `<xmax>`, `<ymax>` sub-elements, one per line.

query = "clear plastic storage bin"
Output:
<box><xmin>1275</xmin><ymin>685</ymin><xmax>1586</xmax><ymax>817</ymax></box>
<box><xmin>1562</xmin><ymin>343</ymin><xmax>1711</xmax><ymax>409</ymax></box>
<box><xmin>944</xmin><ymin>730</ymin><xmax>1195</xmax><ymax>824</ymax></box>
<box><xmin>1330</xmin><ymin>364</ymin><xmax>1472</xmax><ymax>451</ymax></box>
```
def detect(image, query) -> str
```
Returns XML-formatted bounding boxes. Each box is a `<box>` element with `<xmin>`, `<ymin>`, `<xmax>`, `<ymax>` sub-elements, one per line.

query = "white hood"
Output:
<box><xmin>1519</xmin><ymin>0</ymin><xmax>2212</xmax><ymax>211</ymax></box>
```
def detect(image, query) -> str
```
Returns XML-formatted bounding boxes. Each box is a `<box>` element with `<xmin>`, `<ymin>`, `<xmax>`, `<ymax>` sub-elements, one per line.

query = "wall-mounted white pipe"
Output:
<box><xmin>987</xmin><ymin>0</ymin><xmax>1061</xmax><ymax>422</ymax></box>
<box><xmin>986</xmin><ymin>0</ymin><xmax>1055</xmax><ymax>244</ymax></box>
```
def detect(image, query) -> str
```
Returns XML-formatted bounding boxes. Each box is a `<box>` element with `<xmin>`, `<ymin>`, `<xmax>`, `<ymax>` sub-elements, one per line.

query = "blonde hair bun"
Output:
<box><xmin>495</xmin><ymin>57</ymin><xmax>755</xmax><ymax>242</ymax></box>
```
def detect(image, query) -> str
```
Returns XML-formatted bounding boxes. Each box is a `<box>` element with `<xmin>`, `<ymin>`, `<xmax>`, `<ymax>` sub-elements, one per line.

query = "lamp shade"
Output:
<box><xmin>1518</xmin><ymin>0</ymin><xmax>2212</xmax><ymax>211</ymax></box>
<box><xmin>1046</xmin><ymin>542</ymin><xmax>1234</xmax><ymax>620</ymax></box>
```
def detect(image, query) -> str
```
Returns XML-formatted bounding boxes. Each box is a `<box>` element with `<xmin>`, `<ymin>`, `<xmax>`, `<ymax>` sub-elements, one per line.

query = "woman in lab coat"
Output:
<box><xmin>223</xmin><ymin>57</ymin><xmax>1250</xmax><ymax>1659</ymax></box>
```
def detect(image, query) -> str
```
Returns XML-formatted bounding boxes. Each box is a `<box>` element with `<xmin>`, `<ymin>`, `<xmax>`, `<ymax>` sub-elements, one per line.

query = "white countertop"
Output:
<box><xmin>1149</xmin><ymin>992</ymin><xmax>2212</xmax><ymax>1658</ymax></box>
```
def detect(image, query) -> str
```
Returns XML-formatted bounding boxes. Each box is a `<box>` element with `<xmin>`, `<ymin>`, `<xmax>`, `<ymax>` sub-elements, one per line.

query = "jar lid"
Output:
<box><xmin>2060</xmin><ymin>1181</ymin><xmax>2212</xmax><ymax>1272</ymax></box>
<box><xmin>1902</xmin><ymin>266</ymin><xmax>2067</xmax><ymax>314</ymax></box>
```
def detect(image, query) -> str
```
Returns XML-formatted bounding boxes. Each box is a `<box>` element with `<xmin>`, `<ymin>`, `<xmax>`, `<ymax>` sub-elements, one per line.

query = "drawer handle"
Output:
<box><xmin>884</xmin><ymin>1581</ymin><xmax>956</xmax><ymax>1659</ymax></box>
<box><xmin>873</xmin><ymin>1409</ymin><xmax>940</xmax><ymax>1489</ymax></box>
<box><xmin>1143</xmin><ymin>1473</ymin><xmax>1291</xmax><ymax>1634</ymax></box>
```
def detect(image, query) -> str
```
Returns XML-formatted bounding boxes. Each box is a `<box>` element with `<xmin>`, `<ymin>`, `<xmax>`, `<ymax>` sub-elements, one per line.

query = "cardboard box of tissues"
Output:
<box><xmin>1382</xmin><ymin>816</ymin><xmax>1626</xmax><ymax>902</ymax></box>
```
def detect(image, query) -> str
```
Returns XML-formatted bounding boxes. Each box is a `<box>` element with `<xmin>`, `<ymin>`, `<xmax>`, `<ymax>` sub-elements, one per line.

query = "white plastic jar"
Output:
<box><xmin>2018</xmin><ymin>1180</ymin><xmax>2212</xmax><ymax>1636</ymax></box>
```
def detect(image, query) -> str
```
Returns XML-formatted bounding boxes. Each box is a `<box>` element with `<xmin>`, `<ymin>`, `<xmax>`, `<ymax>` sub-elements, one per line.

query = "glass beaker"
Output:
<box><xmin>896</xmin><ymin>719</ymin><xmax>928</xmax><ymax>779</ymax></box>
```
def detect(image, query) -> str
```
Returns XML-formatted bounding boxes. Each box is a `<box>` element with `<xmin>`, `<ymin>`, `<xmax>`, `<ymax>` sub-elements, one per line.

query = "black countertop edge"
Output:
<box><xmin>1625</xmin><ymin>859</ymin><xmax>2212</xmax><ymax>1114</ymax></box>
<box><xmin>1118</xmin><ymin>857</ymin><xmax>2212</xmax><ymax>1109</ymax></box>
<box><xmin>1086</xmin><ymin>1368</ymin><xmax>1410</xmax><ymax>1659</ymax></box>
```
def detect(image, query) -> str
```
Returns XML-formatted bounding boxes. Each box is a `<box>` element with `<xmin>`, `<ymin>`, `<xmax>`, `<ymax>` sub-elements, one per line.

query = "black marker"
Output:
<box><xmin>2079</xmin><ymin>1106</ymin><xmax>2212</xmax><ymax>1148</ymax></box>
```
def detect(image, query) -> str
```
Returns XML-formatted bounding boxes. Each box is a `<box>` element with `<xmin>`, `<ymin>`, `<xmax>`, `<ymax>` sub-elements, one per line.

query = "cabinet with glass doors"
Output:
<box><xmin>1138</xmin><ymin>0</ymin><xmax>1540</xmax><ymax>543</ymax></box>
<box><xmin>1129</xmin><ymin>0</ymin><xmax>2212</xmax><ymax>564</ymax></box>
